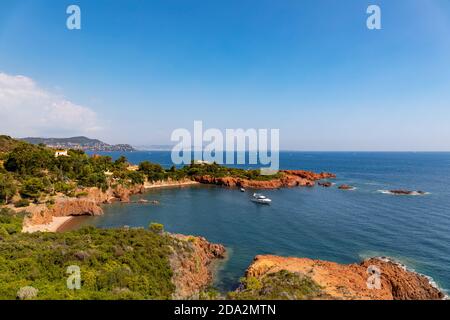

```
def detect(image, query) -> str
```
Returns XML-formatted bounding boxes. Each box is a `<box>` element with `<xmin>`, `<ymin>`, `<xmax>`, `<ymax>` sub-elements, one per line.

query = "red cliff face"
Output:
<box><xmin>282</xmin><ymin>170</ymin><xmax>336</xmax><ymax>181</ymax></box>
<box><xmin>169</xmin><ymin>234</ymin><xmax>226</xmax><ymax>299</ymax></box>
<box><xmin>23</xmin><ymin>184</ymin><xmax>146</xmax><ymax>227</ymax></box>
<box><xmin>193</xmin><ymin>170</ymin><xmax>335</xmax><ymax>189</ymax></box>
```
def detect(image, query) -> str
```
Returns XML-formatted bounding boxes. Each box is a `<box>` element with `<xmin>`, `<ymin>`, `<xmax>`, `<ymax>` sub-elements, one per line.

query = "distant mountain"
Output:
<box><xmin>20</xmin><ymin>136</ymin><xmax>136</xmax><ymax>152</ymax></box>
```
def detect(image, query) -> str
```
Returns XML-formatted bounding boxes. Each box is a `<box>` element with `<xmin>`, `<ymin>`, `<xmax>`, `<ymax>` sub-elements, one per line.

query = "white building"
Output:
<box><xmin>54</xmin><ymin>150</ymin><xmax>69</xmax><ymax>157</ymax></box>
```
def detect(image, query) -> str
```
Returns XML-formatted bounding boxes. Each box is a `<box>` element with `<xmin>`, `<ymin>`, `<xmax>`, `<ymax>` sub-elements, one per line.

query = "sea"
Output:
<box><xmin>64</xmin><ymin>151</ymin><xmax>450</xmax><ymax>294</ymax></box>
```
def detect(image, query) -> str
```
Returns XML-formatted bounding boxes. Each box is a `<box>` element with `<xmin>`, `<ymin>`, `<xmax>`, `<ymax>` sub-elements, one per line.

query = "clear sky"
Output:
<box><xmin>0</xmin><ymin>0</ymin><xmax>449</xmax><ymax>150</ymax></box>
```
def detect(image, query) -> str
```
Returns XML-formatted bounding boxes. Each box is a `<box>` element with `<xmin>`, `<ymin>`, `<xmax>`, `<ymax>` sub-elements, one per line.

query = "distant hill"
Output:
<box><xmin>0</xmin><ymin>135</ymin><xmax>26</xmax><ymax>153</ymax></box>
<box><xmin>20</xmin><ymin>136</ymin><xmax>136</xmax><ymax>152</ymax></box>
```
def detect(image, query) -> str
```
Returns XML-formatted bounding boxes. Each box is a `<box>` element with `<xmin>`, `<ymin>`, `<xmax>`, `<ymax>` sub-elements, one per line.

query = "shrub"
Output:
<box><xmin>75</xmin><ymin>191</ymin><xmax>89</xmax><ymax>198</ymax></box>
<box><xmin>229</xmin><ymin>270</ymin><xmax>323</xmax><ymax>300</ymax></box>
<box><xmin>54</xmin><ymin>181</ymin><xmax>75</xmax><ymax>195</ymax></box>
<box><xmin>14</xmin><ymin>199</ymin><xmax>30</xmax><ymax>208</ymax></box>
<box><xmin>20</xmin><ymin>178</ymin><xmax>46</xmax><ymax>200</ymax></box>
<box><xmin>127</xmin><ymin>171</ymin><xmax>145</xmax><ymax>185</ymax></box>
<box><xmin>0</xmin><ymin>173</ymin><xmax>16</xmax><ymax>204</ymax></box>
<box><xmin>0</xmin><ymin>208</ymin><xmax>24</xmax><ymax>235</ymax></box>
<box><xmin>16</xmin><ymin>286</ymin><xmax>39</xmax><ymax>300</ymax></box>
<box><xmin>149</xmin><ymin>223</ymin><xmax>164</xmax><ymax>234</ymax></box>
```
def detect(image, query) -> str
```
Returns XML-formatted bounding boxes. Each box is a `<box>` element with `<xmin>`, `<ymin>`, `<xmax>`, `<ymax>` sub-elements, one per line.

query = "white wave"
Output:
<box><xmin>377</xmin><ymin>190</ymin><xmax>430</xmax><ymax>196</ymax></box>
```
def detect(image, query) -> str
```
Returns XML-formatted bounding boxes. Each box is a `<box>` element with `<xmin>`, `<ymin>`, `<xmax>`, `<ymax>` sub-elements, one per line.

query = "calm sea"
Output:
<box><xmin>68</xmin><ymin>151</ymin><xmax>450</xmax><ymax>293</ymax></box>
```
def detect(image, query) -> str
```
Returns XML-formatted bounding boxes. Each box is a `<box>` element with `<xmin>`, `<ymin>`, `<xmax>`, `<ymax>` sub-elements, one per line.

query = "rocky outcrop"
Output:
<box><xmin>144</xmin><ymin>178</ymin><xmax>200</xmax><ymax>189</ymax></box>
<box><xmin>281</xmin><ymin>170</ymin><xmax>336</xmax><ymax>181</ymax></box>
<box><xmin>22</xmin><ymin>184</ymin><xmax>145</xmax><ymax>228</ymax></box>
<box><xmin>318</xmin><ymin>182</ymin><xmax>332</xmax><ymax>187</ymax></box>
<box><xmin>111</xmin><ymin>184</ymin><xmax>145</xmax><ymax>203</ymax></box>
<box><xmin>242</xmin><ymin>255</ymin><xmax>444</xmax><ymax>300</ymax></box>
<box><xmin>50</xmin><ymin>199</ymin><xmax>103</xmax><ymax>217</ymax></box>
<box><xmin>339</xmin><ymin>184</ymin><xmax>355</xmax><ymax>190</ymax></box>
<box><xmin>23</xmin><ymin>198</ymin><xmax>103</xmax><ymax>226</ymax></box>
<box><xmin>388</xmin><ymin>190</ymin><xmax>426</xmax><ymax>195</ymax></box>
<box><xmin>170</xmin><ymin>234</ymin><xmax>226</xmax><ymax>299</ymax></box>
<box><xmin>193</xmin><ymin>170</ymin><xmax>335</xmax><ymax>189</ymax></box>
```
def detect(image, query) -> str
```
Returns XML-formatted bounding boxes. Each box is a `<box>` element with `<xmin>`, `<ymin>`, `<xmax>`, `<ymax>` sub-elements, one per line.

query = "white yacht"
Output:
<box><xmin>251</xmin><ymin>193</ymin><xmax>272</xmax><ymax>205</ymax></box>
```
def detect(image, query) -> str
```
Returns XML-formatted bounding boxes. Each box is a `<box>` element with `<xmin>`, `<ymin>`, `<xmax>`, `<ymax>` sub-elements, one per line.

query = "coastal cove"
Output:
<box><xmin>61</xmin><ymin>151</ymin><xmax>450</xmax><ymax>294</ymax></box>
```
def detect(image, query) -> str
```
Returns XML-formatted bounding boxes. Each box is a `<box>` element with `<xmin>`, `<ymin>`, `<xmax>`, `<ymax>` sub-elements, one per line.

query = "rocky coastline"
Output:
<box><xmin>238</xmin><ymin>255</ymin><xmax>445</xmax><ymax>300</ymax></box>
<box><xmin>193</xmin><ymin>170</ymin><xmax>336</xmax><ymax>189</ymax></box>
<box><xmin>14</xmin><ymin>168</ymin><xmax>444</xmax><ymax>300</ymax></box>
<box><xmin>20</xmin><ymin>169</ymin><xmax>335</xmax><ymax>232</ymax></box>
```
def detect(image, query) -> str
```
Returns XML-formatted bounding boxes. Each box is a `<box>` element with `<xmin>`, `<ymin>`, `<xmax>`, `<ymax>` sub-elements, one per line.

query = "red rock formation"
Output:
<box><xmin>193</xmin><ymin>170</ymin><xmax>335</xmax><ymax>189</ymax></box>
<box><xmin>318</xmin><ymin>182</ymin><xmax>333</xmax><ymax>187</ymax></box>
<box><xmin>243</xmin><ymin>255</ymin><xmax>444</xmax><ymax>300</ymax></box>
<box><xmin>112</xmin><ymin>184</ymin><xmax>145</xmax><ymax>203</ymax></box>
<box><xmin>282</xmin><ymin>170</ymin><xmax>336</xmax><ymax>181</ymax></box>
<box><xmin>50</xmin><ymin>199</ymin><xmax>103</xmax><ymax>217</ymax></box>
<box><xmin>23</xmin><ymin>184</ymin><xmax>146</xmax><ymax>227</ymax></box>
<box><xmin>170</xmin><ymin>234</ymin><xmax>226</xmax><ymax>299</ymax></box>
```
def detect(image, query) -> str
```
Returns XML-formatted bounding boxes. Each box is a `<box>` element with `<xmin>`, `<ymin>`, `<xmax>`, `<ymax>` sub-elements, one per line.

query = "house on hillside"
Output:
<box><xmin>193</xmin><ymin>160</ymin><xmax>212</xmax><ymax>165</ymax></box>
<box><xmin>54</xmin><ymin>150</ymin><xmax>69</xmax><ymax>157</ymax></box>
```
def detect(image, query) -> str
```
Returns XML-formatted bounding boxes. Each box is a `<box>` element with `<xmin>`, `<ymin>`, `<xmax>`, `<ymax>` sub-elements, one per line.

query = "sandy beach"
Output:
<box><xmin>144</xmin><ymin>180</ymin><xmax>200</xmax><ymax>189</ymax></box>
<box><xmin>22</xmin><ymin>216</ymin><xmax>74</xmax><ymax>233</ymax></box>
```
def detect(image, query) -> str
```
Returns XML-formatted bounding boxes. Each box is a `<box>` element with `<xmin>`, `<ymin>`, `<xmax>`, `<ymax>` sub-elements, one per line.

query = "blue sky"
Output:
<box><xmin>0</xmin><ymin>0</ymin><xmax>449</xmax><ymax>150</ymax></box>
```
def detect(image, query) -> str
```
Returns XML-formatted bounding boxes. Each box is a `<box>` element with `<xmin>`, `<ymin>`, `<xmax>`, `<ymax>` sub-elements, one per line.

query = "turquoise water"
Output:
<box><xmin>72</xmin><ymin>152</ymin><xmax>450</xmax><ymax>293</ymax></box>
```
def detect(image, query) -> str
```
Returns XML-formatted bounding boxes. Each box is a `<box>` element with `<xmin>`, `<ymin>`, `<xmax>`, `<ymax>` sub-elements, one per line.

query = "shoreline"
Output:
<box><xmin>144</xmin><ymin>180</ymin><xmax>200</xmax><ymax>189</ymax></box>
<box><xmin>22</xmin><ymin>180</ymin><xmax>201</xmax><ymax>233</ymax></box>
<box><xmin>22</xmin><ymin>216</ymin><xmax>74</xmax><ymax>233</ymax></box>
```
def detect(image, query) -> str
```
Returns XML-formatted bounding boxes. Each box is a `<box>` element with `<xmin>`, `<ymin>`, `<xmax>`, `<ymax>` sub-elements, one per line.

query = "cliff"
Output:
<box><xmin>238</xmin><ymin>255</ymin><xmax>444</xmax><ymax>300</ymax></box>
<box><xmin>169</xmin><ymin>234</ymin><xmax>226</xmax><ymax>299</ymax></box>
<box><xmin>193</xmin><ymin>170</ymin><xmax>335</xmax><ymax>189</ymax></box>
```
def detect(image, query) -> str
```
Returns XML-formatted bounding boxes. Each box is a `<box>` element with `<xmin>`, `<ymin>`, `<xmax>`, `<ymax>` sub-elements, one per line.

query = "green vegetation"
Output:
<box><xmin>0</xmin><ymin>208</ymin><xmax>27</xmax><ymax>237</ymax></box>
<box><xmin>199</xmin><ymin>287</ymin><xmax>221</xmax><ymax>300</ymax></box>
<box><xmin>176</xmin><ymin>162</ymin><xmax>282</xmax><ymax>181</ymax></box>
<box><xmin>0</xmin><ymin>135</ymin><xmax>25</xmax><ymax>153</ymax></box>
<box><xmin>0</xmin><ymin>209</ymin><xmax>176</xmax><ymax>300</ymax></box>
<box><xmin>14</xmin><ymin>199</ymin><xmax>30</xmax><ymax>208</ymax></box>
<box><xmin>0</xmin><ymin>173</ymin><xmax>16</xmax><ymax>204</ymax></box>
<box><xmin>138</xmin><ymin>161</ymin><xmax>282</xmax><ymax>182</ymax></box>
<box><xmin>1</xmin><ymin>136</ymin><xmax>282</xmax><ymax>206</ymax></box>
<box><xmin>228</xmin><ymin>270</ymin><xmax>323</xmax><ymax>300</ymax></box>
<box><xmin>149</xmin><ymin>222</ymin><xmax>164</xmax><ymax>234</ymax></box>
<box><xmin>20</xmin><ymin>177</ymin><xmax>48</xmax><ymax>200</ymax></box>
<box><xmin>0</xmin><ymin>138</ymin><xmax>147</xmax><ymax>204</ymax></box>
